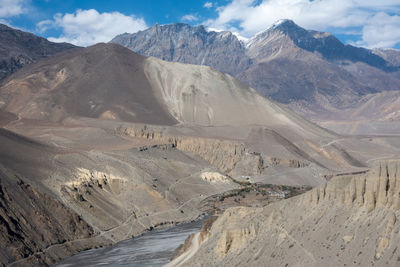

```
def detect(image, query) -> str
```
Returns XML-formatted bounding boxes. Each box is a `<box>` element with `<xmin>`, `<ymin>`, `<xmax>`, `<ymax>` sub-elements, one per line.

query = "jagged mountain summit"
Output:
<box><xmin>112</xmin><ymin>23</ymin><xmax>251</xmax><ymax>76</ymax></box>
<box><xmin>0</xmin><ymin>23</ymin><xmax>76</xmax><ymax>82</ymax></box>
<box><xmin>111</xmin><ymin>20</ymin><xmax>400</xmax><ymax>133</ymax></box>
<box><xmin>247</xmin><ymin>19</ymin><xmax>390</xmax><ymax>69</ymax></box>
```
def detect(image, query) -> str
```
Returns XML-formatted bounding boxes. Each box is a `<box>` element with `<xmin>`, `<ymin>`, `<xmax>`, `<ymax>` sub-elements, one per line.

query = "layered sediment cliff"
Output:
<box><xmin>180</xmin><ymin>160</ymin><xmax>400</xmax><ymax>266</ymax></box>
<box><xmin>117</xmin><ymin>125</ymin><xmax>309</xmax><ymax>176</ymax></box>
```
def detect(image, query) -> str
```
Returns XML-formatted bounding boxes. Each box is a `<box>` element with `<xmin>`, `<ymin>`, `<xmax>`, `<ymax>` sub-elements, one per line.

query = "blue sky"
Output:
<box><xmin>1</xmin><ymin>0</ymin><xmax>400</xmax><ymax>49</ymax></box>
<box><xmin>7</xmin><ymin>0</ymin><xmax>220</xmax><ymax>28</ymax></box>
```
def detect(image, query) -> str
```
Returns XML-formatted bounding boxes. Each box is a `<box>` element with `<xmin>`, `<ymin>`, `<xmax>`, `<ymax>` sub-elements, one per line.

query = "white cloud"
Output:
<box><xmin>204</xmin><ymin>0</ymin><xmax>400</xmax><ymax>48</ymax></box>
<box><xmin>36</xmin><ymin>19</ymin><xmax>53</xmax><ymax>33</ymax></box>
<box><xmin>181</xmin><ymin>14</ymin><xmax>198</xmax><ymax>22</ymax></box>
<box><xmin>356</xmin><ymin>13</ymin><xmax>400</xmax><ymax>48</ymax></box>
<box><xmin>37</xmin><ymin>9</ymin><xmax>148</xmax><ymax>46</ymax></box>
<box><xmin>0</xmin><ymin>18</ymin><xmax>8</xmax><ymax>25</ymax></box>
<box><xmin>204</xmin><ymin>2</ymin><xmax>213</xmax><ymax>8</ymax></box>
<box><xmin>0</xmin><ymin>0</ymin><xmax>28</xmax><ymax>18</ymax></box>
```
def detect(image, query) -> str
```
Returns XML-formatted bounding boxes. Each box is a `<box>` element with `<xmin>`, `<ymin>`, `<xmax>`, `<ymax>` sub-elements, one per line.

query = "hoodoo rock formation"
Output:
<box><xmin>178</xmin><ymin>160</ymin><xmax>400</xmax><ymax>266</ymax></box>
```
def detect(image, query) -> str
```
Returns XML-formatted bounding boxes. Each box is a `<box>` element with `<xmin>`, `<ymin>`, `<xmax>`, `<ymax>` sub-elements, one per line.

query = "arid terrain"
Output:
<box><xmin>176</xmin><ymin>160</ymin><xmax>400</xmax><ymax>266</ymax></box>
<box><xmin>0</xmin><ymin>22</ymin><xmax>400</xmax><ymax>267</ymax></box>
<box><xmin>112</xmin><ymin>20</ymin><xmax>400</xmax><ymax>135</ymax></box>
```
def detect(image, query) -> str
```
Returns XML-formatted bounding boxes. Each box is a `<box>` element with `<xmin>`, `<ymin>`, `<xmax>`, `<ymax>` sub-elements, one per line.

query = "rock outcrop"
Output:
<box><xmin>181</xmin><ymin>160</ymin><xmax>400</xmax><ymax>266</ymax></box>
<box><xmin>116</xmin><ymin>125</ymin><xmax>316</xmax><ymax>178</ymax></box>
<box><xmin>111</xmin><ymin>23</ymin><xmax>251</xmax><ymax>76</ymax></box>
<box><xmin>116</xmin><ymin>125</ymin><xmax>246</xmax><ymax>173</ymax></box>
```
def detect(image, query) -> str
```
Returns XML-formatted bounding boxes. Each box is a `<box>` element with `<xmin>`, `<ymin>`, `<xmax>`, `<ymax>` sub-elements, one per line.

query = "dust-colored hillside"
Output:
<box><xmin>317</xmin><ymin>90</ymin><xmax>400</xmax><ymax>135</ymax></box>
<box><xmin>0</xmin><ymin>41</ymin><xmax>398</xmax><ymax>266</ymax></box>
<box><xmin>0</xmin><ymin>43</ymin><xmax>177</xmax><ymax>125</ymax></box>
<box><xmin>0</xmin><ymin>42</ymin><xmax>368</xmax><ymax>174</ymax></box>
<box><xmin>177</xmin><ymin>160</ymin><xmax>400</xmax><ymax>266</ymax></box>
<box><xmin>112</xmin><ymin>20</ymin><xmax>400</xmax><ymax>131</ymax></box>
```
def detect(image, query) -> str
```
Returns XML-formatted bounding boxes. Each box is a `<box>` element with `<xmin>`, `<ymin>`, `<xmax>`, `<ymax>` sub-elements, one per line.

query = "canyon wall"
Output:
<box><xmin>182</xmin><ymin>160</ymin><xmax>400</xmax><ymax>266</ymax></box>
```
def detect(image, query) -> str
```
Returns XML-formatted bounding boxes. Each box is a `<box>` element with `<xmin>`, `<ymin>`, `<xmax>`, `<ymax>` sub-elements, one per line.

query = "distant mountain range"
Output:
<box><xmin>111</xmin><ymin>20</ymin><xmax>400</xmax><ymax>132</ymax></box>
<box><xmin>111</xmin><ymin>23</ymin><xmax>251</xmax><ymax>77</ymax></box>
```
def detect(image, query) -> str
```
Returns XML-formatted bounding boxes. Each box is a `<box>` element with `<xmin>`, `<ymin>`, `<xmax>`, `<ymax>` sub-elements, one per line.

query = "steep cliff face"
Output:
<box><xmin>116</xmin><ymin>125</ymin><xmax>313</xmax><ymax>178</ymax></box>
<box><xmin>117</xmin><ymin>125</ymin><xmax>256</xmax><ymax>174</ymax></box>
<box><xmin>182</xmin><ymin>160</ymin><xmax>400</xmax><ymax>266</ymax></box>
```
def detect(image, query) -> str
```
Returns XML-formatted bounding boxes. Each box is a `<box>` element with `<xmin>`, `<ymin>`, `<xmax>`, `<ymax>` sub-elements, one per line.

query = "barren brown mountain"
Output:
<box><xmin>112</xmin><ymin>20</ymin><xmax>400</xmax><ymax>134</ymax></box>
<box><xmin>0</xmin><ymin>26</ymin><xmax>400</xmax><ymax>267</ymax></box>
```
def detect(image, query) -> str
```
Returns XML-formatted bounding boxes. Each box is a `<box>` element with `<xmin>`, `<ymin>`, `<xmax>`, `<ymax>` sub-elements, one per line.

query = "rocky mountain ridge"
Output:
<box><xmin>112</xmin><ymin>23</ymin><xmax>251</xmax><ymax>76</ymax></box>
<box><xmin>111</xmin><ymin>20</ymin><xmax>400</xmax><ymax>131</ymax></box>
<box><xmin>248</xmin><ymin>19</ymin><xmax>391</xmax><ymax>69</ymax></box>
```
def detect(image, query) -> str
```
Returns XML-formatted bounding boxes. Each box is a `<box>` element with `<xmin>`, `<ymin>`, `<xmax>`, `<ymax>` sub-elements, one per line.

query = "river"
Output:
<box><xmin>57</xmin><ymin>220</ymin><xmax>204</xmax><ymax>267</ymax></box>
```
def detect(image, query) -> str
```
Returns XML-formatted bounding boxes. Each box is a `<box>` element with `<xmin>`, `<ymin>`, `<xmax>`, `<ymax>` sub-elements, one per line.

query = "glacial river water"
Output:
<box><xmin>57</xmin><ymin>220</ymin><xmax>204</xmax><ymax>267</ymax></box>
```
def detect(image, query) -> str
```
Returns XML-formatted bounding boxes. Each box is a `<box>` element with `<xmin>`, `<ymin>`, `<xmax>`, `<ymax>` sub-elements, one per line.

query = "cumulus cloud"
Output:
<box><xmin>181</xmin><ymin>14</ymin><xmax>198</xmax><ymax>22</ymax></box>
<box><xmin>204</xmin><ymin>2</ymin><xmax>213</xmax><ymax>8</ymax></box>
<box><xmin>37</xmin><ymin>9</ymin><xmax>148</xmax><ymax>46</ymax></box>
<box><xmin>356</xmin><ymin>13</ymin><xmax>400</xmax><ymax>48</ymax></box>
<box><xmin>0</xmin><ymin>0</ymin><xmax>30</xmax><ymax>29</ymax></box>
<box><xmin>204</xmin><ymin>0</ymin><xmax>400</xmax><ymax>48</ymax></box>
<box><xmin>0</xmin><ymin>0</ymin><xmax>28</xmax><ymax>18</ymax></box>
